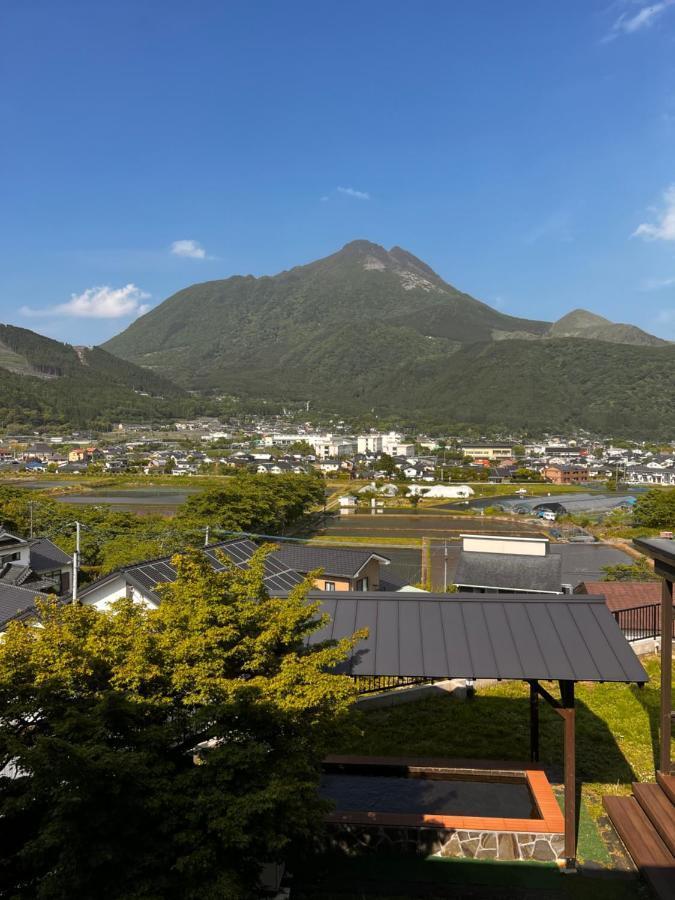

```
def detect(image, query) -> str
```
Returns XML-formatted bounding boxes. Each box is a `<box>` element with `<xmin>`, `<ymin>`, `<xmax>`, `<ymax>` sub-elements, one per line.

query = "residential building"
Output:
<box><xmin>543</xmin><ymin>464</ymin><xmax>588</xmax><ymax>485</ymax></box>
<box><xmin>357</xmin><ymin>434</ymin><xmax>383</xmax><ymax>454</ymax></box>
<box><xmin>462</xmin><ymin>446</ymin><xmax>513</xmax><ymax>461</ymax></box>
<box><xmin>454</xmin><ymin>534</ymin><xmax>564</xmax><ymax>595</ymax></box>
<box><xmin>78</xmin><ymin>540</ymin><xmax>304</xmax><ymax>611</ymax></box>
<box><xmin>273</xmin><ymin>546</ymin><xmax>390</xmax><ymax>592</ymax></box>
<box><xmin>381</xmin><ymin>432</ymin><xmax>415</xmax><ymax>456</ymax></box>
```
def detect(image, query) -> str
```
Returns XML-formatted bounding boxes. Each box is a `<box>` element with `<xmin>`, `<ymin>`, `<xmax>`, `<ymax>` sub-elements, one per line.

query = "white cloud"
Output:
<box><xmin>337</xmin><ymin>186</ymin><xmax>370</xmax><ymax>201</ymax></box>
<box><xmin>21</xmin><ymin>284</ymin><xmax>151</xmax><ymax>319</ymax></box>
<box><xmin>605</xmin><ymin>0</ymin><xmax>675</xmax><ymax>40</ymax></box>
<box><xmin>170</xmin><ymin>239</ymin><xmax>207</xmax><ymax>259</ymax></box>
<box><xmin>523</xmin><ymin>210</ymin><xmax>573</xmax><ymax>245</ymax></box>
<box><xmin>633</xmin><ymin>184</ymin><xmax>675</xmax><ymax>241</ymax></box>
<box><xmin>641</xmin><ymin>275</ymin><xmax>675</xmax><ymax>290</ymax></box>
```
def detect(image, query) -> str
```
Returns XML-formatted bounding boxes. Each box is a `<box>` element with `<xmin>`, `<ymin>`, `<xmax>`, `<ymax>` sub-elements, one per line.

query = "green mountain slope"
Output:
<box><xmin>102</xmin><ymin>241</ymin><xmax>674</xmax><ymax>437</ymax></box>
<box><xmin>546</xmin><ymin>309</ymin><xmax>666</xmax><ymax>346</ymax></box>
<box><xmin>103</xmin><ymin>240</ymin><xmax>550</xmax><ymax>386</ymax></box>
<box><xmin>0</xmin><ymin>324</ymin><xmax>195</xmax><ymax>429</ymax></box>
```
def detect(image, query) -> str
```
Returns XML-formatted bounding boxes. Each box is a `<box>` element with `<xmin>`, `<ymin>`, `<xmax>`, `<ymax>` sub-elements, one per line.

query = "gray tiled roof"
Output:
<box><xmin>273</xmin><ymin>545</ymin><xmax>389</xmax><ymax>579</ymax></box>
<box><xmin>0</xmin><ymin>583</ymin><xmax>51</xmax><ymax>628</ymax></box>
<box><xmin>454</xmin><ymin>551</ymin><xmax>562</xmax><ymax>593</ymax></box>
<box><xmin>29</xmin><ymin>538</ymin><xmax>72</xmax><ymax>573</ymax></box>
<box><xmin>306</xmin><ymin>592</ymin><xmax>648</xmax><ymax>683</ymax></box>
<box><xmin>112</xmin><ymin>539</ymin><xmax>303</xmax><ymax>601</ymax></box>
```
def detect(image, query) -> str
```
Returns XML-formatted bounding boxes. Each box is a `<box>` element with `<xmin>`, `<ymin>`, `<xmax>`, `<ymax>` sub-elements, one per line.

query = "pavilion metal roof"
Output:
<box><xmin>306</xmin><ymin>592</ymin><xmax>648</xmax><ymax>684</ymax></box>
<box><xmin>633</xmin><ymin>537</ymin><xmax>675</xmax><ymax>581</ymax></box>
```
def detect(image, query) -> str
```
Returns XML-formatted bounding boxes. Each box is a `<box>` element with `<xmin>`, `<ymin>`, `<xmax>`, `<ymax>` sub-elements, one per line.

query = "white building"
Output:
<box><xmin>310</xmin><ymin>435</ymin><xmax>357</xmax><ymax>458</ymax></box>
<box><xmin>382</xmin><ymin>432</ymin><xmax>416</xmax><ymax>456</ymax></box>
<box><xmin>408</xmin><ymin>484</ymin><xmax>474</xmax><ymax>499</ymax></box>
<box><xmin>358</xmin><ymin>434</ymin><xmax>384</xmax><ymax>454</ymax></box>
<box><xmin>358</xmin><ymin>432</ymin><xmax>415</xmax><ymax>456</ymax></box>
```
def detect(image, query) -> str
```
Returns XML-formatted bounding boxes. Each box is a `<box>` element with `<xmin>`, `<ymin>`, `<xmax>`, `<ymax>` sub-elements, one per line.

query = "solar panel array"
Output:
<box><xmin>124</xmin><ymin>539</ymin><xmax>303</xmax><ymax>599</ymax></box>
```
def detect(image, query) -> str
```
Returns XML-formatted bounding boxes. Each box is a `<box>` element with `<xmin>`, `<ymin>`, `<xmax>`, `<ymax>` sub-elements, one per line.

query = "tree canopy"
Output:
<box><xmin>0</xmin><ymin>547</ymin><xmax>359</xmax><ymax>898</ymax></box>
<box><xmin>175</xmin><ymin>472</ymin><xmax>325</xmax><ymax>535</ymax></box>
<box><xmin>601</xmin><ymin>557</ymin><xmax>659</xmax><ymax>582</ymax></box>
<box><xmin>632</xmin><ymin>488</ymin><xmax>675</xmax><ymax>529</ymax></box>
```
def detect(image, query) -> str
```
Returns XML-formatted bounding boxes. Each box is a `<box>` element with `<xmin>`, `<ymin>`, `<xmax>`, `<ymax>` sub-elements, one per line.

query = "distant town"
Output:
<box><xmin>2</xmin><ymin>415</ymin><xmax>673</xmax><ymax>487</ymax></box>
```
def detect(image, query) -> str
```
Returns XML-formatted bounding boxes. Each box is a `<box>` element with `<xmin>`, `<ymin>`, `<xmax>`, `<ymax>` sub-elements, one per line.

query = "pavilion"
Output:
<box><xmin>306</xmin><ymin>589</ymin><xmax>648</xmax><ymax>869</ymax></box>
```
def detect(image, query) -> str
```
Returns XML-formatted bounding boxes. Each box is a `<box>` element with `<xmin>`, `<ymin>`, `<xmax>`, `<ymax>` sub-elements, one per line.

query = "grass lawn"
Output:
<box><xmin>336</xmin><ymin>656</ymin><xmax>671</xmax><ymax>816</ymax></box>
<box><xmin>291</xmin><ymin>855</ymin><xmax>651</xmax><ymax>899</ymax></box>
<box><xmin>294</xmin><ymin>655</ymin><xmax>672</xmax><ymax>898</ymax></box>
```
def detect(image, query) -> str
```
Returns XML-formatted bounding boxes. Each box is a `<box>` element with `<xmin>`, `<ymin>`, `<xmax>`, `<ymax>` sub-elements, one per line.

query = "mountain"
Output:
<box><xmin>0</xmin><ymin>324</ymin><xmax>196</xmax><ymax>428</ymax></box>
<box><xmin>103</xmin><ymin>241</ymin><xmax>675</xmax><ymax>437</ymax></box>
<box><xmin>546</xmin><ymin>309</ymin><xmax>666</xmax><ymax>346</ymax></box>
<box><xmin>103</xmin><ymin>240</ymin><xmax>551</xmax><ymax>390</ymax></box>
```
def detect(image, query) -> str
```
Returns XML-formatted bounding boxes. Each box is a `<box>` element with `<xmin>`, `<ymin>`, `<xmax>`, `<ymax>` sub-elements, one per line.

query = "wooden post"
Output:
<box><xmin>660</xmin><ymin>578</ymin><xmax>673</xmax><ymax>775</ymax></box>
<box><xmin>529</xmin><ymin>681</ymin><xmax>540</xmax><ymax>763</ymax></box>
<box><xmin>556</xmin><ymin>681</ymin><xmax>576</xmax><ymax>871</ymax></box>
<box><xmin>561</xmin><ymin>708</ymin><xmax>576</xmax><ymax>870</ymax></box>
<box><xmin>421</xmin><ymin>537</ymin><xmax>429</xmax><ymax>588</ymax></box>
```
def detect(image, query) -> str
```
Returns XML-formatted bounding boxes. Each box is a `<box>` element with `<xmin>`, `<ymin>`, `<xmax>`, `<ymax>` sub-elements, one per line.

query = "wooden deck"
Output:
<box><xmin>604</xmin><ymin>777</ymin><xmax>675</xmax><ymax>900</ymax></box>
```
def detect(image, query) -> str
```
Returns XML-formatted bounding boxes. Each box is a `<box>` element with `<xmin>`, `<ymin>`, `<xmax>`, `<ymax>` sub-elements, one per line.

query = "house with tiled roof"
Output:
<box><xmin>574</xmin><ymin>581</ymin><xmax>661</xmax><ymax>612</ymax></box>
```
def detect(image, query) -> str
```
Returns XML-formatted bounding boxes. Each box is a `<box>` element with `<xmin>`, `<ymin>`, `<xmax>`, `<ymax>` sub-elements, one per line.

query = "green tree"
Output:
<box><xmin>377</xmin><ymin>453</ymin><xmax>396</xmax><ymax>476</ymax></box>
<box><xmin>602</xmin><ymin>556</ymin><xmax>659</xmax><ymax>582</ymax></box>
<box><xmin>176</xmin><ymin>472</ymin><xmax>324</xmax><ymax>535</ymax></box>
<box><xmin>513</xmin><ymin>467</ymin><xmax>544</xmax><ymax>482</ymax></box>
<box><xmin>0</xmin><ymin>547</ymin><xmax>359</xmax><ymax>898</ymax></box>
<box><xmin>632</xmin><ymin>488</ymin><xmax>675</xmax><ymax>529</ymax></box>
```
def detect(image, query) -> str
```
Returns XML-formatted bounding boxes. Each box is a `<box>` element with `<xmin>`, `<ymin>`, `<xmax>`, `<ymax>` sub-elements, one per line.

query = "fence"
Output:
<box><xmin>613</xmin><ymin>603</ymin><xmax>675</xmax><ymax>643</ymax></box>
<box><xmin>354</xmin><ymin>676</ymin><xmax>435</xmax><ymax>695</ymax></box>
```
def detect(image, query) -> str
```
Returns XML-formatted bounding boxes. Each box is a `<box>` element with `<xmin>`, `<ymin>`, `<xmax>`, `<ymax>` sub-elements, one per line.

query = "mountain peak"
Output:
<box><xmin>548</xmin><ymin>308</ymin><xmax>665</xmax><ymax>346</ymax></box>
<box><xmin>338</xmin><ymin>239</ymin><xmax>387</xmax><ymax>256</ymax></box>
<box><xmin>553</xmin><ymin>309</ymin><xmax>609</xmax><ymax>329</ymax></box>
<box><xmin>331</xmin><ymin>240</ymin><xmax>444</xmax><ymax>288</ymax></box>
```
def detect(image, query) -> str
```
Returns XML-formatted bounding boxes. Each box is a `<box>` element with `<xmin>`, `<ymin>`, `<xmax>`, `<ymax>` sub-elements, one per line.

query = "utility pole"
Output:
<box><xmin>72</xmin><ymin>521</ymin><xmax>81</xmax><ymax>603</ymax></box>
<box><xmin>28</xmin><ymin>502</ymin><xmax>34</xmax><ymax>539</ymax></box>
<box><xmin>204</xmin><ymin>525</ymin><xmax>210</xmax><ymax>547</ymax></box>
<box><xmin>443</xmin><ymin>540</ymin><xmax>448</xmax><ymax>592</ymax></box>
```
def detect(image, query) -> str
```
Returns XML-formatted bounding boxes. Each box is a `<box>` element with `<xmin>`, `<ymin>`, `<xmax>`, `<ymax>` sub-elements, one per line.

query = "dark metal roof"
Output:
<box><xmin>306</xmin><ymin>592</ymin><xmax>648</xmax><ymax>683</ymax></box>
<box><xmin>93</xmin><ymin>539</ymin><xmax>303</xmax><ymax>602</ymax></box>
<box><xmin>274</xmin><ymin>545</ymin><xmax>389</xmax><ymax>579</ymax></box>
<box><xmin>454</xmin><ymin>550</ymin><xmax>562</xmax><ymax>594</ymax></box>
<box><xmin>550</xmin><ymin>544</ymin><xmax>632</xmax><ymax>585</ymax></box>
<box><xmin>0</xmin><ymin>583</ymin><xmax>51</xmax><ymax>629</ymax></box>
<box><xmin>633</xmin><ymin>537</ymin><xmax>675</xmax><ymax>582</ymax></box>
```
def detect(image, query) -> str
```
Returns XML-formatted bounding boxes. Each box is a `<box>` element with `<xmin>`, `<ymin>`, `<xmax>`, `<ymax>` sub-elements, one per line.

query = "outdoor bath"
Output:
<box><xmin>320</xmin><ymin>756</ymin><xmax>566</xmax><ymax>862</ymax></box>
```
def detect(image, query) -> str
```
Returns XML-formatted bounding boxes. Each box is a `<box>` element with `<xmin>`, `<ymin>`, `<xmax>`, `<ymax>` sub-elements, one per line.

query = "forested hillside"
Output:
<box><xmin>102</xmin><ymin>241</ymin><xmax>674</xmax><ymax>437</ymax></box>
<box><xmin>0</xmin><ymin>324</ymin><xmax>200</xmax><ymax>429</ymax></box>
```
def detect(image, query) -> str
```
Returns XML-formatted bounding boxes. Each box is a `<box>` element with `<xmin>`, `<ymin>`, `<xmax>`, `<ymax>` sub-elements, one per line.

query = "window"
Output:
<box><xmin>356</xmin><ymin>577</ymin><xmax>368</xmax><ymax>592</ymax></box>
<box><xmin>0</xmin><ymin>552</ymin><xmax>20</xmax><ymax>565</ymax></box>
<box><xmin>324</xmin><ymin>581</ymin><xmax>336</xmax><ymax>591</ymax></box>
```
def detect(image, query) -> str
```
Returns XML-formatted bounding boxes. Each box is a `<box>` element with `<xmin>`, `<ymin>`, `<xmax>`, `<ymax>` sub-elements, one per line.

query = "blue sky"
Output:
<box><xmin>2</xmin><ymin>0</ymin><xmax>675</xmax><ymax>344</ymax></box>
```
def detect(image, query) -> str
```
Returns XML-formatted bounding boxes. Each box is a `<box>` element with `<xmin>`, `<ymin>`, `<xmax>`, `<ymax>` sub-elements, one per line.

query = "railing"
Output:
<box><xmin>613</xmin><ymin>603</ymin><xmax>675</xmax><ymax>642</ymax></box>
<box><xmin>354</xmin><ymin>676</ymin><xmax>435</xmax><ymax>694</ymax></box>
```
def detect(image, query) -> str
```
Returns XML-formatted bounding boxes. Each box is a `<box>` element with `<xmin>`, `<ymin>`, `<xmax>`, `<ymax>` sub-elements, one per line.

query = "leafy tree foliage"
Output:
<box><xmin>602</xmin><ymin>557</ymin><xmax>659</xmax><ymax>582</ymax></box>
<box><xmin>0</xmin><ymin>473</ymin><xmax>324</xmax><ymax>581</ymax></box>
<box><xmin>0</xmin><ymin>548</ymin><xmax>359</xmax><ymax>898</ymax></box>
<box><xmin>512</xmin><ymin>468</ymin><xmax>544</xmax><ymax>482</ymax></box>
<box><xmin>632</xmin><ymin>488</ymin><xmax>675</xmax><ymax>529</ymax></box>
<box><xmin>176</xmin><ymin>472</ymin><xmax>325</xmax><ymax>535</ymax></box>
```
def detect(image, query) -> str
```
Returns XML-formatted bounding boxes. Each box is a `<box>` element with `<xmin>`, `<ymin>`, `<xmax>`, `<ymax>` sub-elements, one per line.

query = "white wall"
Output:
<box><xmin>80</xmin><ymin>576</ymin><xmax>158</xmax><ymax>611</ymax></box>
<box><xmin>461</xmin><ymin>534</ymin><xmax>549</xmax><ymax>557</ymax></box>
